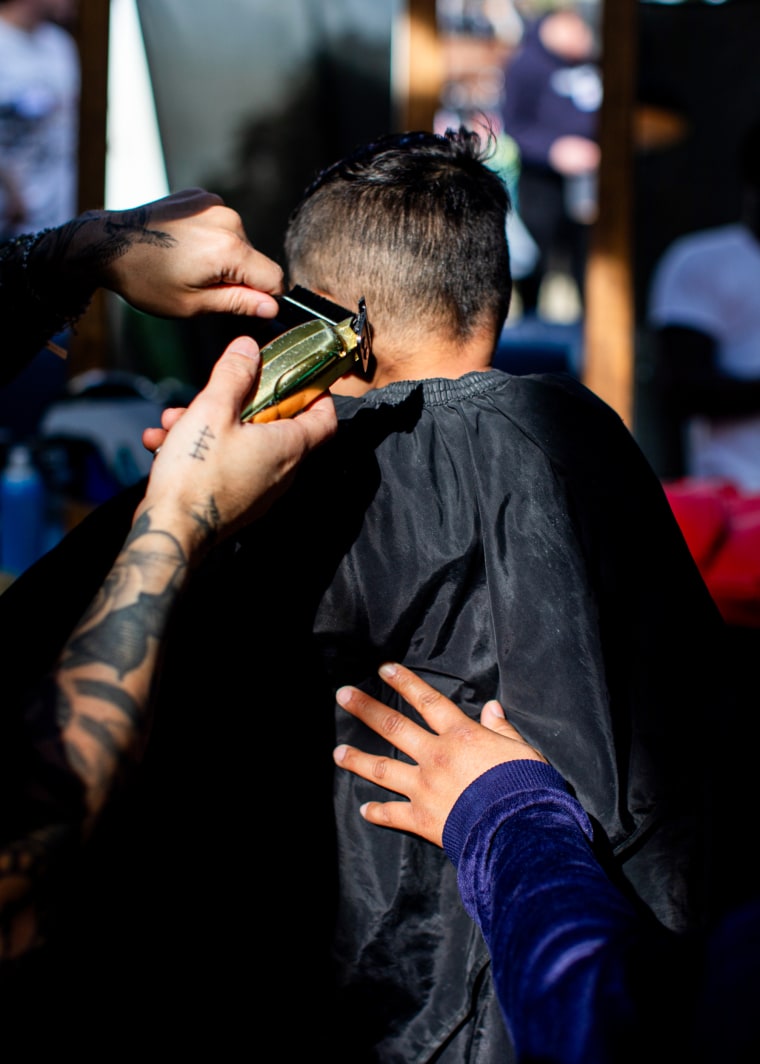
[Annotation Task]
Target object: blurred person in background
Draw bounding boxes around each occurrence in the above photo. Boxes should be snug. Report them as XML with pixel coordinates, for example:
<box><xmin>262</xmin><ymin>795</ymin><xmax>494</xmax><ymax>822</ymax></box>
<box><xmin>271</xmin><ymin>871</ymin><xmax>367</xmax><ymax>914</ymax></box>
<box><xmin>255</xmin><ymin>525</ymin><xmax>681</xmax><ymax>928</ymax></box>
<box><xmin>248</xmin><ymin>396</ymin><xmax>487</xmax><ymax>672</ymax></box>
<box><xmin>648</xmin><ymin>119</ymin><xmax>760</xmax><ymax>492</ymax></box>
<box><xmin>500</xmin><ymin>3</ymin><xmax>600</xmax><ymax>317</ymax></box>
<box><xmin>0</xmin><ymin>0</ymin><xmax>80</xmax><ymax>240</ymax></box>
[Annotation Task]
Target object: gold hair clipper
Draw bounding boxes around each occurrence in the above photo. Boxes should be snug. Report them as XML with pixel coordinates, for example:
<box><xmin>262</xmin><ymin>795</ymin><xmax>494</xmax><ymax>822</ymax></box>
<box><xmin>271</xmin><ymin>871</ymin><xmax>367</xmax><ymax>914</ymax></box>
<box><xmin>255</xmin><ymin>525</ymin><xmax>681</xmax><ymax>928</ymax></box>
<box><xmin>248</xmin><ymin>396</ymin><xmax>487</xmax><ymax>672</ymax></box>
<box><xmin>240</xmin><ymin>286</ymin><xmax>372</xmax><ymax>423</ymax></box>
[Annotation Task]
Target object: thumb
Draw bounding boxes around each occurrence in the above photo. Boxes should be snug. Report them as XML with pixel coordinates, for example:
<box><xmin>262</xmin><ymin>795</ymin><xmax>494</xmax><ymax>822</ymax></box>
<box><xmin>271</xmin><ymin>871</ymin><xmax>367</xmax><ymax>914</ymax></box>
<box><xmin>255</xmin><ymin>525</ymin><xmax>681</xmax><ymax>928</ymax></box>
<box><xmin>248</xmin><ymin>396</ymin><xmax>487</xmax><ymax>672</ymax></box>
<box><xmin>203</xmin><ymin>335</ymin><xmax>262</xmax><ymax>412</ymax></box>
<box><xmin>480</xmin><ymin>699</ymin><xmax>517</xmax><ymax>739</ymax></box>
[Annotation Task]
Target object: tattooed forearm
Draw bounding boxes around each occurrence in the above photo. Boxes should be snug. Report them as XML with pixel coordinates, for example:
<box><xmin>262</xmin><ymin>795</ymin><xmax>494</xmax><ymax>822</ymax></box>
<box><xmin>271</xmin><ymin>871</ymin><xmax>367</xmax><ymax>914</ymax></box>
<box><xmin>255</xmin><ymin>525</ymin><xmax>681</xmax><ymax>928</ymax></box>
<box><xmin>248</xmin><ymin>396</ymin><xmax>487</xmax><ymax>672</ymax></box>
<box><xmin>0</xmin><ymin>509</ymin><xmax>203</xmax><ymax>962</ymax></box>
<box><xmin>59</xmin><ymin>680</ymin><xmax>141</xmax><ymax>819</ymax></box>
<box><xmin>56</xmin><ymin>514</ymin><xmax>191</xmax><ymax>803</ymax></box>
<box><xmin>0</xmin><ymin>502</ymin><xmax>226</xmax><ymax>961</ymax></box>
<box><xmin>70</xmin><ymin>678</ymin><xmax>140</xmax><ymax>727</ymax></box>
<box><xmin>63</xmin><ymin>586</ymin><xmax>182</xmax><ymax>676</ymax></box>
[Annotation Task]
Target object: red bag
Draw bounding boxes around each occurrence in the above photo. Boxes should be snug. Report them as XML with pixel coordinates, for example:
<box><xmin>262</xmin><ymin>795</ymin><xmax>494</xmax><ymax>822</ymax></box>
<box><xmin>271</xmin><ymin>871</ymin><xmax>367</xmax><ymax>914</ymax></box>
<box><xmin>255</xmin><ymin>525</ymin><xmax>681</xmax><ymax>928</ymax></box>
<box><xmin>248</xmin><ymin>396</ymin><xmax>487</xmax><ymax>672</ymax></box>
<box><xmin>664</xmin><ymin>478</ymin><xmax>760</xmax><ymax>628</ymax></box>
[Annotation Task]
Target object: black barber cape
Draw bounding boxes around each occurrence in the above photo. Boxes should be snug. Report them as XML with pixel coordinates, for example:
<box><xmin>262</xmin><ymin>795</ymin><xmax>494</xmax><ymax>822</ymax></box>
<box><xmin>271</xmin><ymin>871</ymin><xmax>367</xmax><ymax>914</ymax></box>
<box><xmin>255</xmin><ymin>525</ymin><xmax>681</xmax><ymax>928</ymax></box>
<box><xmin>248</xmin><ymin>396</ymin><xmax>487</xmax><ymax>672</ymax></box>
<box><xmin>0</xmin><ymin>370</ymin><xmax>729</xmax><ymax>1061</ymax></box>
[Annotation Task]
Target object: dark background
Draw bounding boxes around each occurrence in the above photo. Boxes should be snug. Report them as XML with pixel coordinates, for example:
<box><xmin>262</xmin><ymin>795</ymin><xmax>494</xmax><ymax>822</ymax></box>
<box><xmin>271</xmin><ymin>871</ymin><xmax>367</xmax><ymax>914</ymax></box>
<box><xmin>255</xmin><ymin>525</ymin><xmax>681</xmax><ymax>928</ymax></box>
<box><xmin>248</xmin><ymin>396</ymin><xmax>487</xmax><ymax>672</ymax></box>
<box><xmin>120</xmin><ymin>0</ymin><xmax>760</xmax><ymax>420</ymax></box>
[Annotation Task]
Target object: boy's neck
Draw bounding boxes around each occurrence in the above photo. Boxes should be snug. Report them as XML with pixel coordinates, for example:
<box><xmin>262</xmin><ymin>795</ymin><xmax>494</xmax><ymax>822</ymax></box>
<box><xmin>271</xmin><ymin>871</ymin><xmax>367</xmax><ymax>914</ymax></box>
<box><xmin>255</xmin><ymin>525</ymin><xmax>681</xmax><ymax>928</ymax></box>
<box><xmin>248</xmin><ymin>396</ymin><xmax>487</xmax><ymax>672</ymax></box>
<box><xmin>331</xmin><ymin>331</ymin><xmax>495</xmax><ymax>395</ymax></box>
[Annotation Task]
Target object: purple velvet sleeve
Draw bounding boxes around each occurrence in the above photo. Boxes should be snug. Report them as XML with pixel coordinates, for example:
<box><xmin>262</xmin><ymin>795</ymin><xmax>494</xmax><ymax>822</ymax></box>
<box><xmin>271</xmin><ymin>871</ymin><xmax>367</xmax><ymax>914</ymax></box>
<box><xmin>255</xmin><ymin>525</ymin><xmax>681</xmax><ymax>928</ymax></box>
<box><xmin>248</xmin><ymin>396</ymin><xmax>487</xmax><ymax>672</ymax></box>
<box><xmin>442</xmin><ymin>760</ymin><xmax>671</xmax><ymax>1063</ymax></box>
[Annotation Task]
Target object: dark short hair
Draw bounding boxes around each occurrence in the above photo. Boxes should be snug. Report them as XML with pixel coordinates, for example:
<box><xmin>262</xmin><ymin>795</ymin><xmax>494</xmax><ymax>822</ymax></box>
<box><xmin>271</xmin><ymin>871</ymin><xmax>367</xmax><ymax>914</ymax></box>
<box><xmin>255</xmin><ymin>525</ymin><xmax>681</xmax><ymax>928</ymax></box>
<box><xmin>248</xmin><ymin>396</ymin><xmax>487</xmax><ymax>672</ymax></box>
<box><xmin>284</xmin><ymin>127</ymin><xmax>512</xmax><ymax>343</ymax></box>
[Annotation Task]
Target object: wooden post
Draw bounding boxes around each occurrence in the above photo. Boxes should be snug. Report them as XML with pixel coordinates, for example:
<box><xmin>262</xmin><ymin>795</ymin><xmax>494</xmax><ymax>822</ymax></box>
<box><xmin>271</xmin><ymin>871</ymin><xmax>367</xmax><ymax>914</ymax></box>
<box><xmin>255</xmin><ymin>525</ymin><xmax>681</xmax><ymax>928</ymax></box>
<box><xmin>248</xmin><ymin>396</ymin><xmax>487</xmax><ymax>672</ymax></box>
<box><xmin>582</xmin><ymin>0</ymin><xmax>637</xmax><ymax>428</ymax></box>
<box><xmin>69</xmin><ymin>0</ymin><xmax>111</xmax><ymax>375</ymax></box>
<box><xmin>396</xmin><ymin>0</ymin><xmax>443</xmax><ymax>131</ymax></box>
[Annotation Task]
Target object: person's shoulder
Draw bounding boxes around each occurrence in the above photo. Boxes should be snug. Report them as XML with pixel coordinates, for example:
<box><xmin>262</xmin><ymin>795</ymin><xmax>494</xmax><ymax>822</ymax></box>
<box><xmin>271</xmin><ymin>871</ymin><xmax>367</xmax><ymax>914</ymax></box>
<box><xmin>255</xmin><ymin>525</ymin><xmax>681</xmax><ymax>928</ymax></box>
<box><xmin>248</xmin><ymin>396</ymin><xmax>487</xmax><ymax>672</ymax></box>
<box><xmin>649</xmin><ymin>223</ymin><xmax>753</xmax><ymax>318</ymax></box>
<box><xmin>658</xmin><ymin>223</ymin><xmax>749</xmax><ymax>271</ymax></box>
<box><xmin>501</xmin><ymin>368</ymin><xmax>615</xmax><ymax>416</ymax></box>
<box><xmin>37</xmin><ymin>19</ymin><xmax>78</xmax><ymax>57</ymax></box>
<box><xmin>486</xmin><ymin>370</ymin><xmax>634</xmax><ymax>469</ymax></box>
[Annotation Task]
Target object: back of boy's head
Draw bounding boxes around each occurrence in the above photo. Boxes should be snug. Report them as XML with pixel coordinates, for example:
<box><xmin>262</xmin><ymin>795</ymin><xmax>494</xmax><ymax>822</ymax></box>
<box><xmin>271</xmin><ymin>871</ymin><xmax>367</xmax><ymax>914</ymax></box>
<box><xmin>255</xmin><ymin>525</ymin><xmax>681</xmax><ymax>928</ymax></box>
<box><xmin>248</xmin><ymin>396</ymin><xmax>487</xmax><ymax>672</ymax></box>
<box><xmin>284</xmin><ymin>127</ymin><xmax>513</xmax><ymax>346</ymax></box>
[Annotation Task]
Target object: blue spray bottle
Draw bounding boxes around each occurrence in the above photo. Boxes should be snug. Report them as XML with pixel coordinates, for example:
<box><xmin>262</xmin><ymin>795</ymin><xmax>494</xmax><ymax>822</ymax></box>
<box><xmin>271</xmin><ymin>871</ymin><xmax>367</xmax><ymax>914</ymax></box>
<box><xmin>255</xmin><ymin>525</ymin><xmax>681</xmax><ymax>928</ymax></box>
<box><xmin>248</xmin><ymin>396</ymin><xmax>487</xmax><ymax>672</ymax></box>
<box><xmin>0</xmin><ymin>443</ymin><xmax>46</xmax><ymax>578</ymax></box>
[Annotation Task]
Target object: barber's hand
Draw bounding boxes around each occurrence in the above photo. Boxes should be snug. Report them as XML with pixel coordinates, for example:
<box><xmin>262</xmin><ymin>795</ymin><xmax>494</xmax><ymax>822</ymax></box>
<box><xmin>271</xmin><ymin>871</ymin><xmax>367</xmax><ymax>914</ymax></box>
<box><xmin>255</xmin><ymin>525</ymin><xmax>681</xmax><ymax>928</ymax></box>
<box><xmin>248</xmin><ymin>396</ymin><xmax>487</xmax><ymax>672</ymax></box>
<box><xmin>92</xmin><ymin>188</ymin><xmax>284</xmax><ymax>318</ymax></box>
<box><xmin>134</xmin><ymin>335</ymin><xmax>336</xmax><ymax>557</ymax></box>
<box><xmin>334</xmin><ymin>663</ymin><xmax>547</xmax><ymax>847</ymax></box>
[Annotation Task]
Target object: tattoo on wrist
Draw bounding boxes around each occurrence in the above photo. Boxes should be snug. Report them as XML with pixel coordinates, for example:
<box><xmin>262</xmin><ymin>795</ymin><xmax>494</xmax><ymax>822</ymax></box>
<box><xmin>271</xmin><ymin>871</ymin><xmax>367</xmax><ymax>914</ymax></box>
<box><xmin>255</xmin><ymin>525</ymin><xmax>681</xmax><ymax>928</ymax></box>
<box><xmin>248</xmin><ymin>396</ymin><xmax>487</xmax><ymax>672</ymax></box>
<box><xmin>99</xmin><ymin>204</ymin><xmax>176</xmax><ymax>261</ymax></box>
<box><xmin>31</xmin><ymin>206</ymin><xmax>176</xmax><ymax>301</ymax></box>
<box><xmin>136</xmin><ymin>502</ymin><xmax>221</xmax><ymax>553</ymax></box>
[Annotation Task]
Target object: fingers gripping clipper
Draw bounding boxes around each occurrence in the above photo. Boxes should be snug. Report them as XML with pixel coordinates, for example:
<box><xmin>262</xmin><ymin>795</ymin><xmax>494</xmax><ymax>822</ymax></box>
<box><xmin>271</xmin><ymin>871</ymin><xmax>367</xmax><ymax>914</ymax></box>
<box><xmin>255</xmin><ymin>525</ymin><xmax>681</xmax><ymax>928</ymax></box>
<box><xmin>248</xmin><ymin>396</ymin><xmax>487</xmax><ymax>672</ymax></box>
<box><xmin>240</xmin><ymin>286</ymin><xmax>372</xmax><ymax>423</ymax></box>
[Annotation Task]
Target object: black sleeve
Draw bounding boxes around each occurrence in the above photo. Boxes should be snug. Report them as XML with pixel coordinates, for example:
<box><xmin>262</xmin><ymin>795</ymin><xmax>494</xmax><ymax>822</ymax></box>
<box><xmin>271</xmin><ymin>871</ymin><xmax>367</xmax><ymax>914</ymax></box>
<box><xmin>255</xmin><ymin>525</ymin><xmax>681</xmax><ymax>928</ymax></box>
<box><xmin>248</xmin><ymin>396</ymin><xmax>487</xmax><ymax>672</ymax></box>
<box><xmin>0</xmin><ymin>228</ymin><xmax>96</xmax><ymax>386</ymax></box>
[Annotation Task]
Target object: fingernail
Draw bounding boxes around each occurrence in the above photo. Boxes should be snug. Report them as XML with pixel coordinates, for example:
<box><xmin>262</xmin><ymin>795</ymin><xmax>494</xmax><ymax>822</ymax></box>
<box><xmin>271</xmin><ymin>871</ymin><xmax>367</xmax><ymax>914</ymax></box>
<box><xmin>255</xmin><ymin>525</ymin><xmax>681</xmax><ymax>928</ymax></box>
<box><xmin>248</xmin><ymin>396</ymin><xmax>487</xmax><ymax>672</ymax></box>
<box><xmin>232</xmin><ymin>336</ymin><xmax>257</xmax><ymax>357</ymax></box>
<box><xmin>378</xmin><ymin>662</ymin><xmax>398</xmax><ymax>679</ymax></box>
<box><xmin>255</xmin><ymin>298</ymin><xmax>278</xmax><ymax>317</ymax></box>
<box><xmin>334</xmin><ymin>744</ymin><xmax>348</xmax><ymax>763</ymax></box>
<box><xmin>335</xmin><ymin>686</ymin><xmax>352</xmax><ymax>707</ymax></box>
